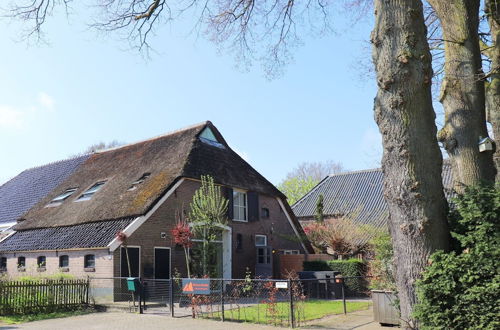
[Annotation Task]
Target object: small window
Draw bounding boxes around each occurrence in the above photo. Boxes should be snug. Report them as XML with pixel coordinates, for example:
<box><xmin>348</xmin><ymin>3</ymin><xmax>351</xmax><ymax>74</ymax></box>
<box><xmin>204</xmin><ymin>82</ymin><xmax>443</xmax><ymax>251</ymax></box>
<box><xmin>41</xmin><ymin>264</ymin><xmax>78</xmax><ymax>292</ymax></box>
<box><xmin>47</xmin><ymin>188</ymin><xmax>78</xmax><ymax>206</ymax></box>
<box><xmin>199</xmin><ymin>127</ymin><xmax>225</xmax><ymax>148</ymax></box>
<box><xmin>59</xmin><ymin>255</ymin><xmax>69</xmax><ymax>268</ymax></box>
<box><xmin>76</xmin><ymin>181</ymin><xmax>106</xmax><ymax>201</ymax></box>
<box><xmin>0</xmin><ymin>257</ymin><xmax>6</xmax><ymax>271</ymax></box>
<box><xmin>261</xmin><ymin>208</ymin><xmax>270</xmax><ymax>219</ymax></box>
<box><xmin>200</xmin><ymin>127</ymin><xmax>218</xmax><ymax>142</ymax></box>
<box><xmin>283</xmin><ymin>250</ymin><xmax>300</xmax><ymax>255</ymax></box>
<box><xmin>128</xmin><ymin>173</ymin><xmax>151</xmax><ymax>191</ymax></box>
<box><xmin>17</xmin><ymin>256</ymin><xmax>26</xmax><ymax>268</ymax></box>
<box><xmin>37</xmin><ymin>256</ymin><xmax>46</xmax><ymax>268</ymax></box>
<box><xmin>233</xmin><ymin>190</ymin><xmax>248</xmax><ymax>222</ymax></box>
<box><xmin>236</xmin><ymin>233</ymin><xmax>243</xmax><ymax>250</ymax></box>
<box><xmin>84</xmin><ymin>254</ymin><xmax>95</xmax><ymax>268</ymax></box>
<box><xmin>255</xmin><ymin>235</ymin><xmax>267</xmax><ymax>247</ymax></box>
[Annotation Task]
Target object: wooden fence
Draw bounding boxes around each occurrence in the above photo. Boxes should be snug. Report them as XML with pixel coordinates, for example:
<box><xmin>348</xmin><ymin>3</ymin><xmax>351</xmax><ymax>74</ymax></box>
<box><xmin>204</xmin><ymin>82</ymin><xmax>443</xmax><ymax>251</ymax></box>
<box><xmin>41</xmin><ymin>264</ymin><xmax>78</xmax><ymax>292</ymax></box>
<box><xmin>0</xmin><ymin>279</ymin><xmax>89</xmax><ymax>315</ymax></box>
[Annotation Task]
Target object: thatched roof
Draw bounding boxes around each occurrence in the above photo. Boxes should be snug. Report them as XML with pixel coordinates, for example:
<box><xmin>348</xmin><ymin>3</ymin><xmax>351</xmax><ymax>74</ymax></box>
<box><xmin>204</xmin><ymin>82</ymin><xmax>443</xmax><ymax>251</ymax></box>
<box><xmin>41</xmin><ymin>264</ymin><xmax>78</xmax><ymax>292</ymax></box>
<box><xmin>15</xmin><ymin>121</ymin><xmax>285</xmax><ymax>230</ymax></box>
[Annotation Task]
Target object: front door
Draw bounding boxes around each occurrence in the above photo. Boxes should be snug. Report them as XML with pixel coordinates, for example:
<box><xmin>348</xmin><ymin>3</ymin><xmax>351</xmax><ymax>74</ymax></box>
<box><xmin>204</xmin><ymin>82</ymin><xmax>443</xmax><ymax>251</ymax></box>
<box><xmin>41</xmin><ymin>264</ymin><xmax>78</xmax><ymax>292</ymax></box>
<box><xmin>154</xmin><ymin>248</ymin><xmax>171</xmax><ymax>279</ymax></box>
<box><xmin>255</xmin><ymin>246</ymin><xmax>273</xmax><ymax>278</ymax></box>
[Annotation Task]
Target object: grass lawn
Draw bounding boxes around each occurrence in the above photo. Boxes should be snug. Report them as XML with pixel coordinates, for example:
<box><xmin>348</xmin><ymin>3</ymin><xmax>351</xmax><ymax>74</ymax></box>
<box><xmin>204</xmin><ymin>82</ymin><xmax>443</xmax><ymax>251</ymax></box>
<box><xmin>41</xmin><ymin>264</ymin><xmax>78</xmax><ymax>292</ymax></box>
<box><xmin>208</xmin><ymin>300</ymin><xmax>371</xmax><ymax>325</ymax></box>
<box><xmin>0</xmin><ymin>309</ymin><xmax>95</xmax><ymax>324</ymax></box>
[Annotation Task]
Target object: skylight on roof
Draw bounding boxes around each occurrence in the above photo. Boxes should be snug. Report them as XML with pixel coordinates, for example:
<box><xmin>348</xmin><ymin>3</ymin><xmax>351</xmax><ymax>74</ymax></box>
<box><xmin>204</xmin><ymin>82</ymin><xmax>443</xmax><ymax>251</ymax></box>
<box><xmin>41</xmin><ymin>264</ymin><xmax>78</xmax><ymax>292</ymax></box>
<box><xmin>128</xmin><ymin>173</ymin><xmax>151</xmax><ymax>191</ymax></box>
<box><xmin>76</xmin><ymin>181</ymin><xmax>106</xmax><ymax>202</ymax></box>
<box><xmin>46</xmin><ymin>188</ymin><xmax>78</xmax><ymax>207</ymax></box>
<box><xmin>199</xmin><ymin>127</ymin><xmax>225</xmax><ymax>149</ymax></box>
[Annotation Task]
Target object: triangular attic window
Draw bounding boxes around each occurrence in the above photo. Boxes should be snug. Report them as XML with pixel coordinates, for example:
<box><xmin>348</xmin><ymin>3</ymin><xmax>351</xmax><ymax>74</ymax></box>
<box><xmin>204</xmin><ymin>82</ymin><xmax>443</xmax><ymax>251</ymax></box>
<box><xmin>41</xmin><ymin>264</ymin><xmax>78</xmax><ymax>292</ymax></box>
<box><xmin>200</xmin><ymin>127</ymin><xmax>219</xmax><ymax>142</ymax></box>
<box><xmin>199</xmin><ymin>127</ymin><xmax>225</xmax><ymax>149</ymax></box>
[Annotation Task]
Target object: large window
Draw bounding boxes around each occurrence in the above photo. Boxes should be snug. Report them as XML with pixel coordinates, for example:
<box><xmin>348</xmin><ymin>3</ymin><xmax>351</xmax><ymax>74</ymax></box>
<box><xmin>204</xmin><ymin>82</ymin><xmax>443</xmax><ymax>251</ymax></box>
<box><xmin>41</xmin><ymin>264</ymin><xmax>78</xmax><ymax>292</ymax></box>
<box><xmin>84</xmin><ymin>254</ymin><xmax>95</xmax><ymax>269</ymax></box>
<box><xmin>76</xmin><ymin>181</ymin><xmax>106</xmax><ymax>201</ymax></box>
<box><xmin>0</xmin><ymin>257</ymin><xmax>6</xmax><ymax>271</ymax></box>
<box><xmin>59</xmin><ymin>255</ymin><xmax>69</xmax><ymax>268</ymax></box>
<box><xmin>233</xmin><ymin>190</ymin><xmax>247</xmax><ymax>221</ymax></box>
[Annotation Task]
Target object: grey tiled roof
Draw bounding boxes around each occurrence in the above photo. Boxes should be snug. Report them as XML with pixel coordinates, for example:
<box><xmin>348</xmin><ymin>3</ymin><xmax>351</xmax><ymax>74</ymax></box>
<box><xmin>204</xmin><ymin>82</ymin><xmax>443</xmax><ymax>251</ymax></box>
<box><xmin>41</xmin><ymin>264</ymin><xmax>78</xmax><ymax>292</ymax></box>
<box><xmin>292</xmin><ymin>164</ymin><xmax>453</xmax><ymax>231</ymax></box>
<box><xmin>0</xmin><ymin>155</ymin><xmax>90</xmax><ymax>225</ymax></box>
<box><xmin>0</xmin><ymin>218</ymin><xmax>134</xmax><ymax>251</ymax></box>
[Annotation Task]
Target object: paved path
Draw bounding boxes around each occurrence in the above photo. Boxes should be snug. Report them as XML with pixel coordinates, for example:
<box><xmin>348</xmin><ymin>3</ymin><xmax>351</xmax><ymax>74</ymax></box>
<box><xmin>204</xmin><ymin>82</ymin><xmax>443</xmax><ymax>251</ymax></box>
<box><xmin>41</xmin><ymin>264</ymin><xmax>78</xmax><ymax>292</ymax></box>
<box><xmin>302</xmin><ymin>307</ymin><xmax>388</xmax><ymax>329</ymax></box>
<box><xmin>0</xmin><ymin>308</ymin><xmax>390</xmax><ymax>330</ymax></box>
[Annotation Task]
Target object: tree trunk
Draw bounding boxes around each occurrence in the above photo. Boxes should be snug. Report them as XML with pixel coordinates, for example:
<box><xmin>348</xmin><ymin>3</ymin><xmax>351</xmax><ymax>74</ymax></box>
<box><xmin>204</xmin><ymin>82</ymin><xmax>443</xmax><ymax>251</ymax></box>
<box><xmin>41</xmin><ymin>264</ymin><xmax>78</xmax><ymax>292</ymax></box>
<box><xmin>428</xmin><ymin>0</ymin><xmax>496</xmax><ymax>188</ymax></box>
<box><xmin>371</xmin><ymin>0</ymin><xmax>450</xmax><ymax>328</ymax></box>
<box><xmin>485</xmin><ymin>0</ymin><xmax>500</xmax><ymax>183</ymax></box>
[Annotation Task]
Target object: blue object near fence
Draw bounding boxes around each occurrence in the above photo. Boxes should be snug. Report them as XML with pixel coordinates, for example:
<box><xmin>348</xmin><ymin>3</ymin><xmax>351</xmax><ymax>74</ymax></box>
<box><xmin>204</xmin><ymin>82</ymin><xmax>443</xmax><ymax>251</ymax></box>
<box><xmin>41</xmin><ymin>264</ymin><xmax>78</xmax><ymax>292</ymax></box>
<box><xmin>182</xmin><ymin>279</ymin><xmax>211</xmax><ymax>295</ymax></box>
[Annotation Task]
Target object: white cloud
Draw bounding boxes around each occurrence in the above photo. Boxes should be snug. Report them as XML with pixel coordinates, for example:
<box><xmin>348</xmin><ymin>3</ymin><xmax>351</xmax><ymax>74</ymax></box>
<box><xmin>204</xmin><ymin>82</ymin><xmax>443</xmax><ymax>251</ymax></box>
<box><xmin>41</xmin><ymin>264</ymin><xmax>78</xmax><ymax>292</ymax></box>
<box><xmin>37</xmin><ymin>92</ymin><xmax>55</xmax><ymax>111</ymax></box>
<box><xmin>0</xmin><ymin>92</ymin><xmax>55</xmax><ymax>131</ymax></box>
<box><xmin>0</xmin><ymin>105</ymin><xmax>24</xmax><ymax>129</ymax></box>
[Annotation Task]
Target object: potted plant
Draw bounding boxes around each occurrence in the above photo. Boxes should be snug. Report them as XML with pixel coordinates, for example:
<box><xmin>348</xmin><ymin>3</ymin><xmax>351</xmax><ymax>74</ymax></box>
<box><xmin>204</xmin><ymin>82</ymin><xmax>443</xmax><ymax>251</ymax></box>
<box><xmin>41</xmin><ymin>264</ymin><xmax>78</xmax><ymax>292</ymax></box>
<box><xmin>368</xmin><ymin>231</ymin><xmax>400</xmax><ymax>326</ymax></box>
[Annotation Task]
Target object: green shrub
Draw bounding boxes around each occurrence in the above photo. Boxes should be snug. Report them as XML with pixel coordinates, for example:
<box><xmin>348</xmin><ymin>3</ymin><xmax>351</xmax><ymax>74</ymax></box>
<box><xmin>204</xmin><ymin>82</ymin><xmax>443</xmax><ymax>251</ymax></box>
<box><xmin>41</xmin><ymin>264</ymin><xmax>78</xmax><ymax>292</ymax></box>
<box><xmin>414</xmin><ymin>185</ymin><xmax>500</xmax><ymax>329</ymax></box>
<box><xmin>368</xmin><ymin>231</ymin><xmax>396</xmax><ymax>291</ymax></box>
<box><xmin>303</xmin><ymin>261</ymin><xmax>331</xmax><ymax>271</ymax></box>
<box><xmin>327</xmin><ymin>259</ymin><xmax>367</xmax><ymax>294</ymax></box>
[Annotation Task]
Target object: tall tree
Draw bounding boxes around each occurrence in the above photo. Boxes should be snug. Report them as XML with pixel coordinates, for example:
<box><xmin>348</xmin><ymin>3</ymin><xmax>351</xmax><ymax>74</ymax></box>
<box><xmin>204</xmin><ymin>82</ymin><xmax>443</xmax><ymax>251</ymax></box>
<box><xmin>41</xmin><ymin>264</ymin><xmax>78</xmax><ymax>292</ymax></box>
<box><xmin>371</xmin><ymin>0</ymin><xmax>450</xmax><ymax>327</ymax></box>
<box><xmin>427</xmin><ymin>0</ymin><xmax>496</xmax><ymax>188</ymax></box>
<box><xmin>278</xmin><ymin>160</ymin><xmax>344</xmax><ymax>205</ymax></box>
<box><xmin>485</xmin><ymin>0</ymin><xmax>500</xmax><ymax>183</ymax></box>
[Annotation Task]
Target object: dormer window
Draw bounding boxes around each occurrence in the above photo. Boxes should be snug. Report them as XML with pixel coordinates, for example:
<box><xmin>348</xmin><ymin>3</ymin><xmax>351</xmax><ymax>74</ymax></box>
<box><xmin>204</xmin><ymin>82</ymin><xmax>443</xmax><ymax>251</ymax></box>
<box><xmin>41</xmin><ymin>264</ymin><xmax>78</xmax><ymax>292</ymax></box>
<box><xmin>128</xmin><ymin>173</ymin><xmax>151</xmax><ymax>191</ymax></box>
<box><xmin>199</xmin><ymin>127</ymin><xmax>225</xmax><ymax>149</ymax></box>
<box><xmin>76</xmin><ymin>181</ymin><xmax>106</xmax><ymax>201</ymax></box>
<box><xmin>47</xmin><ymin>188</ymin><xmax>78</xmax><ymax>207</ymax></box>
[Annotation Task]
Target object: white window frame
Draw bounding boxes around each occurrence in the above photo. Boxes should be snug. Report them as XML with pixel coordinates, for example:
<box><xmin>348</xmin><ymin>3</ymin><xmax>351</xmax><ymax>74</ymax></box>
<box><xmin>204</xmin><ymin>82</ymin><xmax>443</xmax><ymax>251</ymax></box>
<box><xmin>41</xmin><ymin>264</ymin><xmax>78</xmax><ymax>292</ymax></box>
<box><xmin>283</xmin><ymin>250</ymin><xmax>300</xmax><ymax>255</ymax></box>
<box><xmin>255</xmin><ymin>234</ymin><xmax>267</xmax><ymax>247</ymax></box>
<box><xmin>233</xmin><ymin>189</ymin><xmax>248</xmax><ymax>222</ymax></box>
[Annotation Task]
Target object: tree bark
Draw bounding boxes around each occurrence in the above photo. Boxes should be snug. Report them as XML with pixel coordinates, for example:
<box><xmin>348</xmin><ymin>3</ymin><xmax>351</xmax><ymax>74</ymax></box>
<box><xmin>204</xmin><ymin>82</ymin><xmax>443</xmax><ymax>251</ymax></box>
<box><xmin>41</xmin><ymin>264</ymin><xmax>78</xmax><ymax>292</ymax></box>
<box><xmin>371</xmin><ymin>0</ymin><xmax>450</xmax><ymax>328</ymax></box>
<box><xmin>428</xmin><ymin>0</ymin><xmax>496</xmax><ymax>188</ymax></box>
<box><xmin>485</xmin><ymin>0</ymin><xmax>500</xmax><ymax>183</ymax></box>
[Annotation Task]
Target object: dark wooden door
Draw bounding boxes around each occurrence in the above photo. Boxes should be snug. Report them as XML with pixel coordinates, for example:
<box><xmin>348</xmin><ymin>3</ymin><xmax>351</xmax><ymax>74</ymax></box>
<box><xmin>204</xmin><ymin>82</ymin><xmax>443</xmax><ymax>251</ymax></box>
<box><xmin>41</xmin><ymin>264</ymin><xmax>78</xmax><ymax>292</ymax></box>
<box><xmin>255</xmin><ymin>246</ymin><xmax>273</xmax><ymax>278</ymax></box>
<box><xmin>154</xmin><ymin>248</ymin><xmax>171</xmax><ymax>279</ymax></box>
<box><xmin>120</xmin><ymin>247</ymin><xmax>140</xmax><ymax>277</ymax></box>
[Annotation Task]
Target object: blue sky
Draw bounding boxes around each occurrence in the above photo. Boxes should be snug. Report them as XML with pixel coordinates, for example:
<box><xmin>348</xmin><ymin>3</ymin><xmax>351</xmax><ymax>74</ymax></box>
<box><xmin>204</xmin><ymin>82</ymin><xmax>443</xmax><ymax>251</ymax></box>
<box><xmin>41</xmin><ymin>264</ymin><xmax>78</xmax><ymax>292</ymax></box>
<box><xmin>0</xmin><ymin>5</ymin><xmax>381</xmax><ymax>186</ymax></box>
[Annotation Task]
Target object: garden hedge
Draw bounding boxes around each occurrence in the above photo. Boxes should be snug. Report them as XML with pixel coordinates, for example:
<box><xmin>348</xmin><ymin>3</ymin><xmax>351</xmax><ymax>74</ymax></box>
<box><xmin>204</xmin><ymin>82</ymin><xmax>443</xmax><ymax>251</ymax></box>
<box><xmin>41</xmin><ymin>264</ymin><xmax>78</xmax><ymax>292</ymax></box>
<box><xmin>303</xmin><ymin>259</ymin><xmax>368</xmax><ymax>295</ymax></box>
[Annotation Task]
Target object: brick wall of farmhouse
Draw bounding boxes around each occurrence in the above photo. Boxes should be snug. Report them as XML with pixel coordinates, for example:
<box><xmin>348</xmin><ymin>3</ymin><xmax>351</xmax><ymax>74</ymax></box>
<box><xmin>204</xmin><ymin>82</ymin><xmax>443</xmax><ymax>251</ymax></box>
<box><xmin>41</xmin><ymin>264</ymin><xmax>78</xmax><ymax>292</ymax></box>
<box><xmin>1</xmin><ymin>249</ymin><xmax>112</xmax><ymax>279</ymax></box>
<box><xmin>121</xmin><ymin>179</ymin><xmax>305</xmax><ymax>279</ymax></box>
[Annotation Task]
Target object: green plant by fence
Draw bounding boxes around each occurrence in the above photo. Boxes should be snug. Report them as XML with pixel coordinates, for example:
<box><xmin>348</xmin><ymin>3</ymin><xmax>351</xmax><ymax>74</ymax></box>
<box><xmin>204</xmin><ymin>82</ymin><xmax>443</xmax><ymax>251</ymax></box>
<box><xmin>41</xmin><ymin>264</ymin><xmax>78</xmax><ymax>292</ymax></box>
<box><xmin>0</xmin><ymin>279</ymin><xmax>89</xmax><ymax>315</ymax></box>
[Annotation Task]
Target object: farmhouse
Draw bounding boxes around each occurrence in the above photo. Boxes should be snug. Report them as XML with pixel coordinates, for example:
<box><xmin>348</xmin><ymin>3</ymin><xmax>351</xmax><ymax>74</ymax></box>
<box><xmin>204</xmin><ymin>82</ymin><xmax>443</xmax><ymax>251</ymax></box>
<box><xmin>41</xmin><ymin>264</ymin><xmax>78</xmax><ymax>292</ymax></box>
<box><xmin>0</xmin><ymin>121</ymin><xmax>312</xmax><ymax>280</ymax></box>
